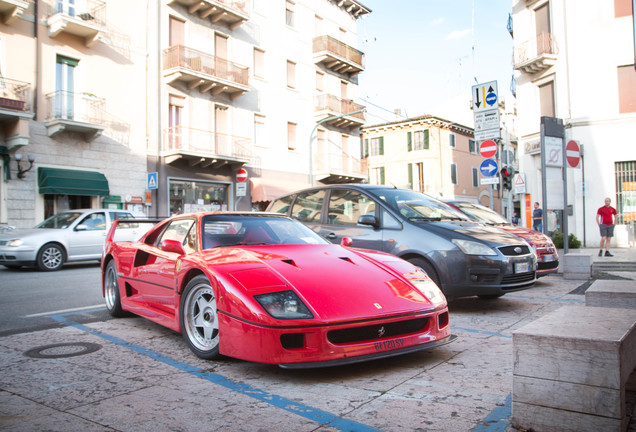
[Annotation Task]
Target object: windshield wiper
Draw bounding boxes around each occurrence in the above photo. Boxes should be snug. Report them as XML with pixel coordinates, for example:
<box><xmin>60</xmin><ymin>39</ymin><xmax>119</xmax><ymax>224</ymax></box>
<box><xmin>409</xmin><ymin>216</ymin><xmax>442</xmax><ymax>221</ymax></box>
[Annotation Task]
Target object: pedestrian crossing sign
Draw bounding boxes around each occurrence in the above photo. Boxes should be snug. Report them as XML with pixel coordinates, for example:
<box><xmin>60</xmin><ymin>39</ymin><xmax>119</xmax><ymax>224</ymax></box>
<box><xmin>147</xmin><ymin>172</ymin><xmax>158</xmax><ymax>190</ymax></box>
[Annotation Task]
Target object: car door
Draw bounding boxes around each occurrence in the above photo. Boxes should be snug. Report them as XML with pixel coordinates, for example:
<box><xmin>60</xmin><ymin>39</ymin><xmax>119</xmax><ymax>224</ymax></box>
<box><xmin>289</xmin><ymin>189</ymin><xmax>326</xmax><ymax>233</ymax></box>
<box><xmin>68</xmin><ymin>211</ymin><xmax>107</xmax><ymax>259</ymax></box>
<box><xmin>317</xmin><ymin>188</ymin><xmax>384</xmax><ymax>250</ymax></box>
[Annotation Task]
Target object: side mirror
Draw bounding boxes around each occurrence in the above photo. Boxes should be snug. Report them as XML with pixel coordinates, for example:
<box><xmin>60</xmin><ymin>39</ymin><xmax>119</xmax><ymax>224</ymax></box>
<box><xmin>340</xmin><ymin>237</ymin><xmax>353</xmax><ymax>247</ymax></box>
<box><xmin>161</xmin><ymin>239</ymin><xmax>186</xmax><ymax>255</ymax></box>
<box><xmin>75</xmin><ymin>224</ymin><xmax>87</xmax><ymax>231</ymax></box>
<box><xmin>358</xmin><ymin>214</ymin><xmax>378</xmax><ymax>227</ymax></box>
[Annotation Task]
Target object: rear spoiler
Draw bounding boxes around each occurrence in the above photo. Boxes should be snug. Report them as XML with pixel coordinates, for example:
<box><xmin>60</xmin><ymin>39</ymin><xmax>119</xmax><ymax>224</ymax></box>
<box><xmin>105</xmin><ymin>217</ymin><xmax>167</xmax><ymax>243</ymax></box>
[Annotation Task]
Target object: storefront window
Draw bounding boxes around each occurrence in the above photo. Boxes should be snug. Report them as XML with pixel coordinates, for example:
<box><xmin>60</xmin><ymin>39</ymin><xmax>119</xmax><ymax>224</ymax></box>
<box><xmin>169</xmin><ymin>180</ymin><xmax>229</xmax><ymax>215</ymax></box>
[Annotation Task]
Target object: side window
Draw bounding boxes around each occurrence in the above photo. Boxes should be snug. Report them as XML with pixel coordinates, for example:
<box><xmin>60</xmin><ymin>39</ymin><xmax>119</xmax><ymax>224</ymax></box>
<box><xmin>291</xmin><ymin>190</ymin><xmax>325</xmax><ymax>222</ymax></box>
<box><xmin>269</xmin><ymin>195</ymin><xmax>294</xmax><ymax>215</ymax></box>
<box><xmin>381</xmin><ymin>208</ymin><xmax>402</xmax><ymax>229</ymax></box>
<box><xmin>158</xmin><ymin>218</ymin><xmax>196</xmax><ymax>253</ymax></box>
<box><xmin>327</xmin><ymin>189</ymin><xmax>375</xmax><ymax>226</ymax></box>
<box><xmin>78</xmin><ymin>212</ymin><xmax>106</xmax><ymax>231</ymax></box>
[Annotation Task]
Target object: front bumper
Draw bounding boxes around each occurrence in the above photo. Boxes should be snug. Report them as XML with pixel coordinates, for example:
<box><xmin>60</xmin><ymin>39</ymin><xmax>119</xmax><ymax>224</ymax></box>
<box><xmin>0</xmin><ymin>246</ymin><xmax>37</xmax><ymax>267</ymax></box>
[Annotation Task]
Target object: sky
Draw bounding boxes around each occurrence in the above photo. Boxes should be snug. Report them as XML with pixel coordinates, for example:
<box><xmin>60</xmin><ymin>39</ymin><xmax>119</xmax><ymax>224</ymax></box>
<box><xmin>355</xmin><ymin>0</ymin><xmax>515</xmax><ymax>127</ymax></box>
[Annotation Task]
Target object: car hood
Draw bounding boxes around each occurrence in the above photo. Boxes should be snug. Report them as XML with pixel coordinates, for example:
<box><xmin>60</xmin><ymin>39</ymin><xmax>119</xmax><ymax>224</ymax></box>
<box><xmin>497</xmin><ymin>225</ymin><xmax>554</xmax><ymax>248</ymax></box>
<box><xmin>0</xmin><ymin>228</ymin><xmax>62</xmax><ymax>241</ymax></box>
<box><xmin>203</xmin><ymin>244</ymin><xmax>436</xmax><ymax>321</ymax></box>
<box><xmin>418</xmin><ymin>220</ymin><xmax>525</xmax><ymax>246</ymax></box>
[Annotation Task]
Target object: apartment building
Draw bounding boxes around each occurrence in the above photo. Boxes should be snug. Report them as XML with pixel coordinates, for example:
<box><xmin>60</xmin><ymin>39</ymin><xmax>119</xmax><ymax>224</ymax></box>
<box><xmin>361</xmin><ymin>115</ymin><xmax>503</xmax><ymax>211</ymax></box>
<box><xmin>512</xmin><ymin>0</ymin><xmax>636</xmax><ymax>246</ymax></box>
<box><xmin>0</xmin><ymin>0</ymin><xmax>370</xmax><ymax>226</ymax></box>
<box><xmin>0</xmin><ymin>0</ymin><xmax>150</xmax><ymax>227</ymax></box>
<box><xmin>154</xmin><ymin>0</ymin><xmax>369</xmax><ymax>215</ymax></box>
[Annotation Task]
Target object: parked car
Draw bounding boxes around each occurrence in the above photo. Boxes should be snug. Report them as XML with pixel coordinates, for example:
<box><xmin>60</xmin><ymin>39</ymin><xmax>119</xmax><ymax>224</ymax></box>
<box><xmin>101</xmin><ymin>212</ymin><xmax>455</xmax><ymax>368</ymax></box>
<box><xmin>267</xmin><ymin>184</ymin><xmax>537</xmax><ymax>300</ymax></box>
<box><xmin>0</xmin><ymin>209</ymin><xmax>143</xmax><ymax>271</ymax></box>
<box><xmin>444</xmin><ymin>201</ymin><xmax>559</xmax><ymax>277</ymax></box>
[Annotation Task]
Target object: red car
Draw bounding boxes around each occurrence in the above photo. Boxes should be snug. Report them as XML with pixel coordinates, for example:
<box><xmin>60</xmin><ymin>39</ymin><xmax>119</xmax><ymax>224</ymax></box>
<box><xmin>101</xmin><ymin>212</ymin><xmax>455</xmax><ymax>368</ymax></box>
<box><xmin>444</xmin><ymin>202</ymin><xmax>559</xmax><ymax>277</ymax></box>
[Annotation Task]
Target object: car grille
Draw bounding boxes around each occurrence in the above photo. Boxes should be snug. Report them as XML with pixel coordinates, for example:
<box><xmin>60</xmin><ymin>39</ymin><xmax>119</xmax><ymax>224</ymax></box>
<box><xmin>327</xmin><ymin>317</ymin><xmax>429</xmax><ymax>345</ymax></box>
<box><xmin>498</xmin><ymin>245</ymin><xmax>531</xmax><ymax>256</ymax></box>
<box><xmin>502</xmin><ymin>271</ymin><xmax>536</xmax><ymax>285</ymax></box>
<box><xmin>538</xmin><ymin>261</ymin><xmax>559</xmax><ymax>270</ymax></box>
<box><xmin>0</xmin><ymin>241</ymin><xmax>7</xmax><ymax>246</ymax></box>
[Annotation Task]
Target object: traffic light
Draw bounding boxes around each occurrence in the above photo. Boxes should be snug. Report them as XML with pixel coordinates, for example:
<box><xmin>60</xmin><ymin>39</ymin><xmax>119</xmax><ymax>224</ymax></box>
<box><xmin>500</xmin><ymin>166</ymin><xmax>515</xmax><ymax>191</ymax></box>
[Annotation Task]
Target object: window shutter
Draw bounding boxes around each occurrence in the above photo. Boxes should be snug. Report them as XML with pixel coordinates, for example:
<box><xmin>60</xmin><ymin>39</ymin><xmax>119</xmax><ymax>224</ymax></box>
<box><xmin>379</xmin><ymin>136</ymin><xmax>384</xmax><ymax>155</ymax></box>
<box><xmin>380</xmin><ymin>167</ymin><xmax>385</xmax><ymax>185</ymax></box>
<box><xmin>407</xmin><ymin>132</ymin><xmax>412</xmax><ymax>152</ymax></box>
<box><xmin>451</xmin><ymin>164</ymin><xmax>457</xmax><ymax>184</ymax></box>
<box><xmin>364</xmin><ymin>139</ymin><xmax>369</xmax><ymax>158</ymax></box>
<box><xmin>424</xmin><ymin>130</ymin><xmax>429</xmax><ymax>149</ymax></box>
<box><xmin>408</xmin><ymin>163</ymin><xmax>413</xmax><ymax>189</ymax></box>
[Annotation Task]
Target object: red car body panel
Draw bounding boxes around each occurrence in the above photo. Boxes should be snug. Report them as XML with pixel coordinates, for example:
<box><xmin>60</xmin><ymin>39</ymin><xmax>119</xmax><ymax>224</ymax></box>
<box><xmin>101</xmin><ymin>212</ymin><xmax>454</xmax><ymax>367</ymax></box>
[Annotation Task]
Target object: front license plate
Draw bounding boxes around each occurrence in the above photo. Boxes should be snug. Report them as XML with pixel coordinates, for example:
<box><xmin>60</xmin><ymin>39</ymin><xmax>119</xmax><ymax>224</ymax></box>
<box><xmin>543</xmin><ymin>254</ymin><xmax>554</xmax><ymax>262</ymax></box>
<box><xmin>374</xmin><ymin>338</ymin><xmax>405</xmax><ymax>351</ymax></box>
<box><xmin>514</xmin><ymin>262</ymin><xmax>530</xmax><ymax>273</ymax></box>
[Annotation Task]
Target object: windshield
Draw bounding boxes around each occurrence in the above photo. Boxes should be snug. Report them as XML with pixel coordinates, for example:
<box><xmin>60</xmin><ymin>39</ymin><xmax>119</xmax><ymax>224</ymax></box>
<box><xmin>36</xmin><ymin>212</ymin><xmax>84</xmax><ymax>229</ymax></box>
<box><xmin>369</xmin><ymin>189</ymin><xmax>469</xmax><ymax>221</ymax></box>
<box><xmin>201</xmin><ymin>214</ymin><xmax>329</xmax><ymax>249</ymax></box>
<box><xmin>455</xmin><ymin>203</ymin><xmax>509</xmax><ymax>224</ymax></box>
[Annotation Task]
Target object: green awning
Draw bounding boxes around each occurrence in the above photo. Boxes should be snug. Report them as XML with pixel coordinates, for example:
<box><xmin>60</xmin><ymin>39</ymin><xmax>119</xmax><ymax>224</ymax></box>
<box><xmin>38</xmin><ymin>167</ymin><xmax>109</xmax><ymax>196</ymax></box>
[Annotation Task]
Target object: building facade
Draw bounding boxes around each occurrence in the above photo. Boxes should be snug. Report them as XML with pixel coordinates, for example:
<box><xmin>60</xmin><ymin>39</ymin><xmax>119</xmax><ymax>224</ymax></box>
<box><xmin>512</xmin><ymin>0</ymin><xmax>636</xmax><ymax>246</ymax></box>
<box><xmin>0</xmin><ymin>0</ymin><xmax>370</xmax><ymax>227</ymax></box>
<box><xmin>361</xmin><ymin>115</ymin><xmax>503</xmax><ymax>211</ymax></box>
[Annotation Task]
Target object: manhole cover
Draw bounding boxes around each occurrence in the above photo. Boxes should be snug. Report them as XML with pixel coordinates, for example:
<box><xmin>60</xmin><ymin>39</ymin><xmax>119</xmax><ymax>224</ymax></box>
<box><xmin>24</xmin><ymin>342</ymin><xmax>102</xmax><ymax>359</ymax></box>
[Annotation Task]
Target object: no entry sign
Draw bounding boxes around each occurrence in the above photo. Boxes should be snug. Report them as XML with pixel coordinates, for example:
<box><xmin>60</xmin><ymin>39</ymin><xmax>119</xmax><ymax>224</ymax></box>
<box><xmin>479</xmin><ymin>140</ymin><xmax>497</xmax><ymax>159</ymax></box>
<box><xmin>236</xmin><ymin>168</ymin><xmax>248</xmax><ymax>182</ymax></box>
<box><xmin>566</xmin><ymin>140</ymin><xmax>580</xmax><ymax>168</ymax></box>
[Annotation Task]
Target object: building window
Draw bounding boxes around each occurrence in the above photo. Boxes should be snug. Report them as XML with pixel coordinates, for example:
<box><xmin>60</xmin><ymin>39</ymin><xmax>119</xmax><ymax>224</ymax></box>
<box><xmin>408</xmin><ymin>162</ymin><xmax>424</xmax><ymax>192</ymax></box>
<box><xmin>286</xmin><ymin>0</ymin><xmax>295</xmax><ymax>27</ymax></box>
<box><xmin>371</xmin><ymin>167</ymin><xmax>385</xmax><ymax>185</ymax></box>
<box><xmin>615</xmin><ymin>160</ymin><xmax>636</xmax><ymax>223</ymax></box>
<box><xmin>449</xmin><ymin>133</ymin><xmax>456</xmax><ymax>148</ymax></box>
<box><xmin>469</xmin><ymin>139</ymin><xmax>477</xmax><ymax>154</ymax></box>
<box><xmin>254</xmin><ymin>48</ymin><xmax>265</xmax><ymax>79</ymax></box>
<box><xmin>539</xmin><ymin>81</ymin><xmax>555</xmax><ymax>117</ymax></box>
<box><xmin>314</xmin><ymin>15</ymin><xmax>323</xmax><ymax>36</ymax></box>
<box><xmin>472</xmin><ymin>167</ymin><xmax>479</xmax><ymax>188</ymax></box>
<box><xmin>614</xmin><ymin>0</ymin><xmax>632</xmax><ymax>17</ymax></box>
<box><xmin>169</xmin><ymin>16</ymin><xmax>185</xmax><ymax>46</ymax></box>
<box><xmin>315</xmin><ymin>71</ymin><xmax>324</xmax><ymax>92</ymax></box>
<box><xmin>370</xmin><ymin>136</ymin><xmax>384</xmax><ymax>156</ymax></box>
<box><xmin>618</xmin><ymin>65</ymin><xmax>636</xmax><ymax>113</ymax></box>
<box><xmin>450</xmin><ymin>163</ymin><xmax>457</xmax><ymax>185</ymax></box>
<box><xmin>168</xmin><ymin>95</ymin><xmax>184</xmax><ymax>149</ymax></box>
<box><xmin>413</xmin><ymin>130</ymin><xmax>429</xmax><ymax>150</ymax></box>
<box><xmin>254</xmin><ymin>114</ymin><xmax>265</xmax><ymax>148</ymax></box>
<box><xmin>286</xmin><ymin>60</ymin><xmax>296</xmax><ymax>88</ymax></box>
<box><xmin>287</xmin><ymin>122</ymin><xmax>297</xmax><ymax>150</ymax></box>
<box><xmin>55</xmin><ymin>55</ymin><xmax>78</xmax><ymax>119</ymax></box>
<box><xmin>169</xmin><ymin>180</ymin><xmax>229</xmax><ymax>214</ymax></box>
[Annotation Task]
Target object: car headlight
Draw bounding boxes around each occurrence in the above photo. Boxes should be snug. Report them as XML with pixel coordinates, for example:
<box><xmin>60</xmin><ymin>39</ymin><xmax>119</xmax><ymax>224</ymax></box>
<box><xmin>409</xmin><ymin>278</ymin><xmax>447</xmax><ymax>307</ymax></box>
<box><xmin>451</xmin><ymin>239</ymin><xmax>497</xmax><ymax>256</ymax></box>
<box><xmin>254</xmin><ymin>290</ymin><xmax>314</xmax><ymax>319</ymax></box>
<box><xmin>7</xmin><ymin>239</ymin><xmax>23</xmax><ymax>247</ymax></box>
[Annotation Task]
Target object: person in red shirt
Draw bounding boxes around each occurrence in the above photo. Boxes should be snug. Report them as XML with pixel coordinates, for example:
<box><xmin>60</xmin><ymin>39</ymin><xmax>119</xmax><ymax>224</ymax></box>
<box><xmin>596</xmin><ymin>197</ymin><xmax>617</xmax><ymax>257</ymax></box>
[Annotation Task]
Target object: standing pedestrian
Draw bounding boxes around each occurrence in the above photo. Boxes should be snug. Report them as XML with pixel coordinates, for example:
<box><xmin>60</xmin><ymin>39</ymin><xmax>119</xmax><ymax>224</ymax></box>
<box><xmin>547</xmin><ymin>209</ymin><xmax>557</xmax><ymax>237</ymax></box>
<box><xmin>596</xmin><ymin>197</ymin><xmax>617</xmax><ymax>257</ymax></box>
<box><xmin>511</xmin><ymin>211</ymin><xmax>520</xmax><ymax>226</ymax></box>
<box><xmin>532</xmin><ymin>202</ymin><xmax>543</xmax><ymax>232</ymax></box>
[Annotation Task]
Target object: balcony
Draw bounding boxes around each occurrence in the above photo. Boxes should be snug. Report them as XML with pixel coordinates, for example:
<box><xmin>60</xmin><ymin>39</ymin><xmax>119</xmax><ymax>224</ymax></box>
<box><xmin>314</xmin><ymin>152</ymin><xmax>365</xmax><ymax>184</ymax></box>
<box><xmin>163</xmin><ymin>45</ymin><xmax>249</xmax><ymax>99</ymax></box>
<box><xmin>313</xmin><ymin>35</ymin><xmax>365</xmax><ymax>77</ymax></box>
<box><xmin>47</xmin><ymin>0</ymin><xmax>106</xmax><ymax>47</ymax></box>
<box><xmin>162</xmin><ymin>126</ymin><xmax>251</xmax><ymax>169</ymax></box>
<box><xmin>0</xmin><ymin>0</ymin><xmax>29</xmax><ymax>24</ymax></box>
<box><xmin>0</xmin><ymin>78</ymin><xmax>32</xmax><ymax>149</ymax></box>
<box><xmin>513</xmin><ymin>32</ymin><xmax>558</xmax><ymax>74</ymax></box>
<box><xmin>45</xmin><ymin>91</ymin><xmax>106</xmax><ymax>141</ymax></box>
<box><xmin>314</xmin><ymin>94</ymin><xmax>365</xmax><ymax>129</ymax></box>
<box><xmin>170</xmin><ymin>0</ymin><xmax>249</xmax><ymax>30</ymax></box>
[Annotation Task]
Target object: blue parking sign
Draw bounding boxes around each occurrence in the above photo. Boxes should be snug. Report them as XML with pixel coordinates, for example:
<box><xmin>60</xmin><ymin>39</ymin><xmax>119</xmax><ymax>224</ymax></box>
<box><xmin>147</xmin><ymin>172</ymin><xmax>158</xmax><ymax>190</ymax></box>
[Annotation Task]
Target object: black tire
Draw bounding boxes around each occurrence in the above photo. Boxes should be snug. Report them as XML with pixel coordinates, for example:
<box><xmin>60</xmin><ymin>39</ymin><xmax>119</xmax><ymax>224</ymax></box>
<box><xmin>478</xmin><ymin>294</ymin><xmax>504</xmax><ymax>300</ymax></box>
<box><xmin>36</xmin><ymin>243</ymin><xmax>65</xmax><ymax>271</ymax></box>
<box><xmin>180</xmin><ymin>275</ymin><xmax>221</xmax><ymax>360</ymax></box>
<box><xmin>104</xmin><ymin>260</ymin><xmax>125</xmax><ymax>317</ymax></box>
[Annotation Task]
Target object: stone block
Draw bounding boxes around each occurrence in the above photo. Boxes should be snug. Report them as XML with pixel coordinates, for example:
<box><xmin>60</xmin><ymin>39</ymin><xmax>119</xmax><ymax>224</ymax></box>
<box><xmin>512</xmin><ymin>305</ymin><xmax>636</xmax><ymax>432</ymax></box>
<box><xmin>586</xmin><ymin>280</ymin><xmax>636</xmax><ymax>309</ymax></box>
<box><xmin>562</xmin><ymin>253</ymin><xmax>592</xmax><ymax>280</ymax></box>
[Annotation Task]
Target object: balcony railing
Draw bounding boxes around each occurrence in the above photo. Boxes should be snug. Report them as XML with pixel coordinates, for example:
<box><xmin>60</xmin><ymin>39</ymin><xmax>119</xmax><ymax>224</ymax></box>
<box><xmin>170</xmin><ymin>0</ymin><xmax>249</xmax><ymax>29</ymax></box>
<box><xmin>44</xmin><ymin>91</ymin><xmax>105</xmax><ymax>140</ymax></box>
<box><xmin>0</xmin><ymin>0</ymin><xmax>29</xmax><ymax>25</ymax></box>
<box><xmin>163</xmin><ymin>45</ymin><xmax>249</xmax><ymax>98</ymax></box>
<box><xmin>314</xmin><ymin>152</ymin><xmax>365</xmax><ymax>183</ymax></box>
<box><xmin>313</xmin><ymin>35</ymin><xmax>365</xmax><ymax>77</ymax></box>
<box><xmin>0</xmin><ymin>77</ymin><xmax>31</xmax><ymax>113</ymax></box>
<box><xmin>314</xmin><ymin>94</ymin><xmax>365</xmax><ymax>128</ymax></box>
<box><xmin>162</xmin><ymin>126</ymin><xmax>251</xmax><ymax>167</ymax></box>
<box><xmin>513</xmin><ymin>32</ymin><xmax>558</xmax><ymax>74</ymax></box>
<box><xmin>47</xmin><ymin>0</ymin><xmax>106</xmax><ymax>46</ymax></box>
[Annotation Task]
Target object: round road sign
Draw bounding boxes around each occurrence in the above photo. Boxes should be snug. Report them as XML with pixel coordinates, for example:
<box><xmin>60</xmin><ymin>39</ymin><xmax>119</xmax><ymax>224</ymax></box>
<box><xmin>479</xmin><ymin>140</ymin><xmax>498</xmax><ymax>158</ymax></box>
<box><xmin>566</xmin><ymin>140</ymin><xmax>580</xmax><ymax>168</ymax></box>
<box><xmin>236</xmin><ymin>168</ymin><xmax>248</xmax><ymax>182</ymax></box>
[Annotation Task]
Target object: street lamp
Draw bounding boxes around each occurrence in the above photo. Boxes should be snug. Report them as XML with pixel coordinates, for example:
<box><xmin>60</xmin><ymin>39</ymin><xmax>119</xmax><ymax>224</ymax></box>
<box><xmin>308</xmin><ymin>108</ymin><xmax>365</xmax><ymax>185</ymax></box>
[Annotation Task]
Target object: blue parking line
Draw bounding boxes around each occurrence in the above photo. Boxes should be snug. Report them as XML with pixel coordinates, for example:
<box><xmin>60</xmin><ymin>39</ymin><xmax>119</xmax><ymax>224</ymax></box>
<box><xmin>452</xmin><ymin>327</ymin><xmax>511</xmax><ymax>339</ymax></box>
<box><xmin>470</xmin><ymin>395</ymin><xmax>511</xmax><ymax>432</ymax></box>
<box><xmin>505</xmin><ymin>294</ymin><xmax>585</xmax><ymax>303</ymax></box>
<box><xmin>50</xmin><ymin>313</ymin><xmax>382</xmax><ymax>432</ymax></box>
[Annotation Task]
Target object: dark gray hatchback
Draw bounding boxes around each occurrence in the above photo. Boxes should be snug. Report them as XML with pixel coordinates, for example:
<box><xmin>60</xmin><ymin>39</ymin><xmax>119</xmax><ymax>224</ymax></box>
<box><xmin>267</xmin><ymin>184</ymin><xmax>537</xmax><ymax>300</ymax></box>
